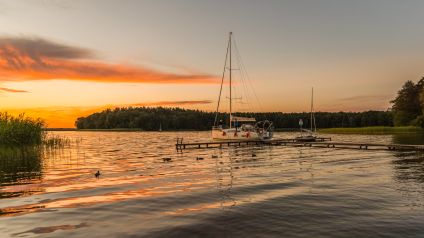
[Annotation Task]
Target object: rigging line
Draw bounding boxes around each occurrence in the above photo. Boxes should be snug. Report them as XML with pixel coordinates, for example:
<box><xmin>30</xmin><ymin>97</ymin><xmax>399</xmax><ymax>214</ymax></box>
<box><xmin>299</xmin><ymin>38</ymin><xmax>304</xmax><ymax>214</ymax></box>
<box><xmin>234</xmin><ymin>44</ymin><xmax>255</xmax><ymax>116</ymax></box>
<box><xmin>233</xmin><ymin>37</ymin><xmax>254</xmax><ymax>105</ymax></box>
<box><xmin>233</xmin><ymin>38</ymin><xmax>258</xmax><ymax>115</ymax></box>
<box><xmin>239</xmin><ymin>48</ymin><xmax>264</xmax><ymax>113</ymax></box>
<box><xmin>214</xmin><ymin>36</ymin><xmax>231</xmax><ymax>126</ymax></box>
<box><xmin>232</xmin><ymin>37</ymin><xmax>264</xmax><ymax>112</ymax></box>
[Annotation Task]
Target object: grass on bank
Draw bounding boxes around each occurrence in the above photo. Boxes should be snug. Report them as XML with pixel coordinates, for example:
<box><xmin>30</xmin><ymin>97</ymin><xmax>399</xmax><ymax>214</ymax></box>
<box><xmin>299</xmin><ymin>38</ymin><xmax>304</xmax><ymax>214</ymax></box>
<box><xmin>0</xmin><ymin>112</ymin><xmax>45</xmax><ymax>146</ymax></box>
<box><xmin>0</xmin><ymin>113</ymin><xmax>71</xmax><ymax>148</ymax></box>
<box><xmin>319</xmin><ymin>126</ymin><xmax>423</xmax><ymax>134</ymax></box>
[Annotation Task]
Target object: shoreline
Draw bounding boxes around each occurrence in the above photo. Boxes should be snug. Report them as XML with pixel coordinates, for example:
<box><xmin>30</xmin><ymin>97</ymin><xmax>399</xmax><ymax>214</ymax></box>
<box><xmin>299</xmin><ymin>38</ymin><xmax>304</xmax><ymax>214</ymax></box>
<box><xmin>319</xmin><ymin>126</ymin><xmax>423</xmax><ymax>135</ymax></box>
<box><xmin>44</xmin><ymin>126</ymin><xmax>424</xmax><ymax>134</ymax></box>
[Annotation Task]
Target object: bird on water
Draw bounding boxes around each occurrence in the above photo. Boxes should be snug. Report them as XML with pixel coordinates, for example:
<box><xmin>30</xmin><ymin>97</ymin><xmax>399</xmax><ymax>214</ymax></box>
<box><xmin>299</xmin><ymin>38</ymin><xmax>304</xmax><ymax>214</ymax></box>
<box><xmin>95</xmin><ymin>170</ymin><xmax>101</xmax><ymax>178</ymax></box>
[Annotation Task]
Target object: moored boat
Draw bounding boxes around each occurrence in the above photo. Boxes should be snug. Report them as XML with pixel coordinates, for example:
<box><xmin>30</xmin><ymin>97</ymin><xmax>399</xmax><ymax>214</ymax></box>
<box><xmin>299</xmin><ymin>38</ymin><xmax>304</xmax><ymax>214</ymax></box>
<box><xmin>212</xmin><ymin>32</ymin><xmax>273</xmax><ymax>141</ymax></box>
<box><xmin>296</xmin><ymin>88</ymin><xmax>318</xmax><ymax>142</ymax></box>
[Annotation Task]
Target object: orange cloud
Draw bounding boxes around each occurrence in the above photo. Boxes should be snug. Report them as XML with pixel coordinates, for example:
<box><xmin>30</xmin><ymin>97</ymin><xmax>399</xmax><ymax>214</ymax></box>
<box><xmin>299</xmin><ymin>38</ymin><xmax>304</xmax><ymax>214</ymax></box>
<box><xmin>2</xmin><ymin>100</ymin><xmax>213</xmax><ymax>128</ymax></box>
<box><xmin>0</xmin><ymin>36</ymin><xmax>217</xmax><ymax>84</ymax></box>
<box><xmin>131</xmin><ymin>100</ymin><xmax>212</xmax><ymax>106</ymax></box>
<box><xmin>0</xmin><ymin>87</ymin><xmax>27</xmax><ymax>92</ymax></box>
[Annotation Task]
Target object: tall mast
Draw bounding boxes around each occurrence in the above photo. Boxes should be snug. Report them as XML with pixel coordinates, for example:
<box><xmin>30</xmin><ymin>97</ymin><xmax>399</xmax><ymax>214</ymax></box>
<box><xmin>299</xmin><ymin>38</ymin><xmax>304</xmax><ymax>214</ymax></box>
<box><xmin>213</xmin><ymin>33</ymin><xmax>230</xmax><ymax>126</ymax></box>
<box><xmin>310</xmin><ymin>87</ymin><xmax>314</xmax><ymax>132</ymax></box>
<box><xmin>229</xmin><ymin>32</ymin><xmax>232</xmax><ymax>129</ymax></box>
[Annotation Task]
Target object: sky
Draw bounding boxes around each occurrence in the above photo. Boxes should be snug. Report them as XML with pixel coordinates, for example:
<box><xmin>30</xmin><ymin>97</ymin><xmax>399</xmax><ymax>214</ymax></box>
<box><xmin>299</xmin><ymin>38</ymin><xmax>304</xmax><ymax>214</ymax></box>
<box><xmin>0</xmin><ymin>0</ymin><xmax>423</xmax><ymax>127</ymax></box>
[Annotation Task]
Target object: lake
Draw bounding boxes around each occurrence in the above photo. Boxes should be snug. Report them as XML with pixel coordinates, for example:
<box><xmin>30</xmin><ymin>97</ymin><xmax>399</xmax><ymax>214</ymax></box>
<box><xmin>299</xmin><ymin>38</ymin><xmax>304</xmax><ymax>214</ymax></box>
<box><xmin>1</xmin><ymin>131</ymin><xmax>424</xmax><ymax>237</ymax></box>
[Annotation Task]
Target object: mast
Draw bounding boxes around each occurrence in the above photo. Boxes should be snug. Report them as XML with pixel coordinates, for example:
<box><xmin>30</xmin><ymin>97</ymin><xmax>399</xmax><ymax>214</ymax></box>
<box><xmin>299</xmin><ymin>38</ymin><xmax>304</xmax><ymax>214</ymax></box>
<box><xmin>229</xmin><ymin>32</ymin><xmax>232</xmax><ymax>129</ymax></box>
<box><xmin>313</xmin><ymin>87</ymin><xmax>316</xmax><ymax>132</ymax></box>
<box><xmin>310</xmin><ymin>87</ymin><xmax>313</xmax><ymax>132</ymax></box>
<box><xmin>213</xmin><ymin>33</ymin><xmax>230</xmax><ymax>127</ymax></box>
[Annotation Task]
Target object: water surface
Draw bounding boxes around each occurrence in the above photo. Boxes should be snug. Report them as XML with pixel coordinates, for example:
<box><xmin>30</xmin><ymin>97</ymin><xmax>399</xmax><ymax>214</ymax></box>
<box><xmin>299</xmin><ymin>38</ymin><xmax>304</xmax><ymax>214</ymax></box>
<box><xmin>1</xmin><ymin>132</ymin><xmax>424</xmax><ymax>237</ymax></box>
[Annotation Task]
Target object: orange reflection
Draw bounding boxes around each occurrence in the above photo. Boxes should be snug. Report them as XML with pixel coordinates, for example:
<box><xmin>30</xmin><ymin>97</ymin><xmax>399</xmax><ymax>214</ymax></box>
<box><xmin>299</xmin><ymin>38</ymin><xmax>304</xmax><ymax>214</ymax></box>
<box><xmin>0</xmin><ymin>179</ymin><xmax>214</xmax><ymax>217</ymax></box>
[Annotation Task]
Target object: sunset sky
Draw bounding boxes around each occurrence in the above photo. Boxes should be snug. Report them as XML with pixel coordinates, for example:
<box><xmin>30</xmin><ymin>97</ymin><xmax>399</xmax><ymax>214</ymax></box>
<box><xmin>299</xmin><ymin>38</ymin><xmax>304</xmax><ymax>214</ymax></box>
<box><xmin>1</xmin><ymin>0</ymin><xmax>424</xmax><ymax>127</ymax></box>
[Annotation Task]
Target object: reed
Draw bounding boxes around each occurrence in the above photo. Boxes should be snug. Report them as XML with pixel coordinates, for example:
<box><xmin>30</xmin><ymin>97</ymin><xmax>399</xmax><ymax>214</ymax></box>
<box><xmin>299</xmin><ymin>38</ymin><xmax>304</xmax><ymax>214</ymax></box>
<box><xmin>319</xmin><ymin>126</ymin><xmax>423</xmax><ymax>135</ymax></box>
<box><xmin>0</xmin><ymin>112</ymin><xmax>45</xmax><ymax>146</ymax></box>
<box><xmin>43</xmin><ymin>135</ymin><xmax>71</xmax><ymax>149</ymax></box>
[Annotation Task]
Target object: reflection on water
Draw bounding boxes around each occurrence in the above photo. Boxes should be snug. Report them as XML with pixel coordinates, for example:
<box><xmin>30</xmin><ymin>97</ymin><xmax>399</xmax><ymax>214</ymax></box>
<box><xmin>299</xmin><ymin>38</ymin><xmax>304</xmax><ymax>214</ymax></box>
<box><xmin>392</xmin><ymin>133</ymin><xmax>424</xmax><ymax>145</ymax></box>
<box><xmin>14</xmin><ymin>222</ymin><xmax>89</xmax><ymax>236</ymax></box>
<box><xmin>0</xmin><ymin>131</ymin><xmax>424</xmax><ymax>237</ymax></box>
<box><xmin>0</xmin><ymin>147</ymin><xmax>43</xmax><ymax>198</ymax></box>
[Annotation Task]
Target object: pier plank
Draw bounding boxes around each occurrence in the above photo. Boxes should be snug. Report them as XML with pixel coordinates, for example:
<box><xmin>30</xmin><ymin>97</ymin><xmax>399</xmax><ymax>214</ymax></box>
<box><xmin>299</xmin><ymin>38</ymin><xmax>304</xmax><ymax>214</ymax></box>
<box><xmin>175</xmin><ymin>138</ymin><xmax>424</xmax><ymax>152</ymax></box>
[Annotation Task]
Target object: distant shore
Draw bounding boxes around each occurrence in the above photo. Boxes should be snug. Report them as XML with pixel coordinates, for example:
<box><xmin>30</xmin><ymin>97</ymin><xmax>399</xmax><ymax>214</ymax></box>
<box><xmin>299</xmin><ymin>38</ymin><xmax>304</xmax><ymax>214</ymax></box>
<box><xmin>44</xmin><ymin>127</ymin><xmax>423</xmax><ymax>134</ymax></box>
<box><xmin>319</xmin><ymin>126</ymin><xmax>423</xmax><ymax>134</ymax></box>
<box><xmin>45</xmin><ymin>128</ymin><xmax>307</xmax><ymax>132</ymax></box>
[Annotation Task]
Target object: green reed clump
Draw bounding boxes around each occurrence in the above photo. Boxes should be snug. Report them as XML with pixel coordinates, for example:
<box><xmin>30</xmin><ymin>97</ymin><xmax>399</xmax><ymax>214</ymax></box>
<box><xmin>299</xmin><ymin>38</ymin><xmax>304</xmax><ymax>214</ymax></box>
<box><xmin>0</xmin><ymin>112</ymin><xmax>45</xmax><ymax>146</ymax></box>
<box><xmin>43</xmin><ymin>135</ymin><xmax>71</xmax><ymax>149</ymax></box>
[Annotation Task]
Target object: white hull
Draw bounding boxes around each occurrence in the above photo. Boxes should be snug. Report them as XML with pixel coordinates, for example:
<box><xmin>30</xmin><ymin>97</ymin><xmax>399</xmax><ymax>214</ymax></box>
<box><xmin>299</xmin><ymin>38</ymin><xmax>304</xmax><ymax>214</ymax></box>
<box><xmin>212</xmin><ymin>128</ymin><xmax>271</xmax><ymax>141</ymax></box>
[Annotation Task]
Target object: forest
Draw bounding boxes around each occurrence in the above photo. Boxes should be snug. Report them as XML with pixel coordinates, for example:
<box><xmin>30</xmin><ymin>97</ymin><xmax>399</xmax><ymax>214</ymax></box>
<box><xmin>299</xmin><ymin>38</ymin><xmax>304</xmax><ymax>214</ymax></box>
<box><xmin>76</xmin><ymin>76</ymin><xmax>424</xmax><ymax>131</ymax></box>
<box><xmin>75</xmin><ymin>107</ymin><xmax>393</xmax><ymax>130</ymax></box>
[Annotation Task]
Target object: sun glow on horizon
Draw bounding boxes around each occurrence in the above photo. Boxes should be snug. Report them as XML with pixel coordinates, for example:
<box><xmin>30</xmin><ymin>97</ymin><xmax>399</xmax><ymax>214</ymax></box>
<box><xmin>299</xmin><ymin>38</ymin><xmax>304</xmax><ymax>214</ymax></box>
<box><xmin>1</xmin><ymin>1</ymin><xmax>423</xmax><ymax>127</ymax></box>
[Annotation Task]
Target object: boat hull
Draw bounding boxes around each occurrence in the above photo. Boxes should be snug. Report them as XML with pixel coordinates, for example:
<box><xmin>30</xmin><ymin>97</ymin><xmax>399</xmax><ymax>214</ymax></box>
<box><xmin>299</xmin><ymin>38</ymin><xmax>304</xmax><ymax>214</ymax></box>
<box><xmin>295</xmin><ymin>135</ymin><xmax>317</xmax><ymax>142</ymax></box>
<box><xmin>212</xmin><ymin>128</ymin><xmax>272</xmax><ymax>141</ymax></box>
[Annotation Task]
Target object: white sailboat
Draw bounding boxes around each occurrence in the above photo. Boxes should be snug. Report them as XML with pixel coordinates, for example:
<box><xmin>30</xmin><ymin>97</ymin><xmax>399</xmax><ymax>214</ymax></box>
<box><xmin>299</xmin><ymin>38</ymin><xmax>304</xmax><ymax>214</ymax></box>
<box><xmin>212</xmin><ymin>32</ymin><xmax>273</xmax><ymax>141</ymax></box>
<box><xmin>296</xmin><ymin>87</ymin><xmax>318</xmax><ymax>142</ymax></box>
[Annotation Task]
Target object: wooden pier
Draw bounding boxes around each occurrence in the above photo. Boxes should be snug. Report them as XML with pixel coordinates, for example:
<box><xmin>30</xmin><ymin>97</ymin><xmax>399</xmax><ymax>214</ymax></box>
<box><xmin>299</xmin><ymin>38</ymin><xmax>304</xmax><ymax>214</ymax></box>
<box><xmin>175</xmin><ymin>138</ymin><xmax>424</xmax><ymax>152</ymax></box>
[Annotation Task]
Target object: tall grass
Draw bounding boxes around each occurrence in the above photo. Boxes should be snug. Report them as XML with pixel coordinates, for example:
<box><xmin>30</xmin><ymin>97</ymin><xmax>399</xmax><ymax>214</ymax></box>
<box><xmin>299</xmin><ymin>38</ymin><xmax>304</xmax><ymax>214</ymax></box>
<box><xmin>43</xmin><ymin>135</ymin><xmax>71</xmax><ymax>149</ymax></box>
<box><xmin>0</xmin><ymin>112</ymin><xmax>45</xmax><ymax>146</ymax></box>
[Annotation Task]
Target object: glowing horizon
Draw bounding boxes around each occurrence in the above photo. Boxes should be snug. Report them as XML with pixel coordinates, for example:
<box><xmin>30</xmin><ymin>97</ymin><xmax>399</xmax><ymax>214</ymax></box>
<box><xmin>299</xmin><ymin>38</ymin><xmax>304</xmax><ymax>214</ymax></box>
<box><xmin>0</xmin><ymin>0</ymin><xmax>423</xmax><ymax>127</ymax></box>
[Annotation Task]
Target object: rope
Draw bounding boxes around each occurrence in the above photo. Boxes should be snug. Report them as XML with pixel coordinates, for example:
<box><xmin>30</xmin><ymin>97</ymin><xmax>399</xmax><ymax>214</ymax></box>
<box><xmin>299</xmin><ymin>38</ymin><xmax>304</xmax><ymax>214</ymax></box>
<box><xmin>233</xmin><ymin>37</ymin><xmax>265</xmax><ymax>113</ymax></box>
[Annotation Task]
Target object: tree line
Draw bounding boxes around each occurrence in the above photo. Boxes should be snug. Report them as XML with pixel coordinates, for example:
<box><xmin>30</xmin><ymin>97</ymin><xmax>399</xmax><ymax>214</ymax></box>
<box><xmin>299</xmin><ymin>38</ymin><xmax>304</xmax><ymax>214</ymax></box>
<box><xmin>391</xmin><ymin>77</ymin><xmax>424</xmax><ymax>127</ymax></box>
<box><xmin>75</xmin><ymin>107</ymin><xmax>393</xmax><ymax>130</ymax></box>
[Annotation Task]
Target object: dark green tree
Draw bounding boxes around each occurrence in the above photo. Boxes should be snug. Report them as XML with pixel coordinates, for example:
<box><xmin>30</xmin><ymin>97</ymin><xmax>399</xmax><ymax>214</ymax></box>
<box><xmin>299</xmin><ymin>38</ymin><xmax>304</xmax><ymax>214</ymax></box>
<box><xmin>75</xmin><ymin>107</ymin><xmax>392</xmax><ymax>130</ymax></box>
<box><xmin>391</xmin><ymin>78</ymin><xmax>424</xmax><ymax>126</ymax></box>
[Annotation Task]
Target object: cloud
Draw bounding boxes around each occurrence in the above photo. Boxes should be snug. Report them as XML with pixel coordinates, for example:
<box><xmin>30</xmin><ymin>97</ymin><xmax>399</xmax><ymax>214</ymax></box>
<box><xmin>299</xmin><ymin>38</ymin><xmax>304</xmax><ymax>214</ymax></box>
<box><xmin>0</xmin><ymin>87</ymin><xmax>27</xmax><ymax>93</ymax></box>
<box><xmin>0</xmin><ymin>36</ymin><xmax>217</xmax><ymax>84</ymax></box>
<box><xmin>321</xmin><ymin>94</ymin><xmax>392</xmax><ymax>112</ymax></box>
<box><xmin>339</xmin><ymin>94</ymin><xmax>392</xmax><ymax>102</ymax></box>
<box><xmin>1</xmin><ymin>100</ymin><xmax>213</xmax><ymax>127</ymax></box>
<box><xmin>131</xmin><ymin>100</ymin><xmax>212</xmax><ymax>106</ymax></box>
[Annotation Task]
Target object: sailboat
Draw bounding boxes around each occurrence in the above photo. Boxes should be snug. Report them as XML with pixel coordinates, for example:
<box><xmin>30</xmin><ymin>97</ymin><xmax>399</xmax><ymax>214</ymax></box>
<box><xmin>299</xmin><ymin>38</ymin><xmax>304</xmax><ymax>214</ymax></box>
<box><xmin>212</xmin><ymin>32</ymin><xmax>273</xmax><ymax>141</ymax></box>
<box><xmin>296</xmin><ymin>87</ymin><xmax>318</xmax><ymax>142</ymax></box>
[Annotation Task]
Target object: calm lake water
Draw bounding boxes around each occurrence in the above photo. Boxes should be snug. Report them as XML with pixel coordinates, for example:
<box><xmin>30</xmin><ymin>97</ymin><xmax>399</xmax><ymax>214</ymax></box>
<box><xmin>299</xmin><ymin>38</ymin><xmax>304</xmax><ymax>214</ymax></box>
<box><xmin>1</xmin><ymin>131</ymin><xmax>424</xmax><ymax>237</ymax></box>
